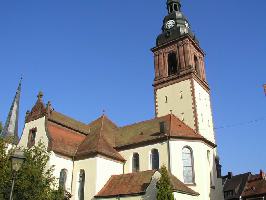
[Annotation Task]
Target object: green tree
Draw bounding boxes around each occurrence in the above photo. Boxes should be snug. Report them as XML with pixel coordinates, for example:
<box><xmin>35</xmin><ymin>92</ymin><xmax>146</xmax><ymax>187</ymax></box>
<box><xmin>156</xmin><ymin>166</ymin><xmax>174</xmax><ymax>200</ymax></box>
<box><xmin>0</xmin><ymin>121</ymin><xmax>3</xmax><ymax>133</ymax></box>
<box><xmin>0</xmin><ymin>138</ymin><xmax>66</xmax><ymax>200</ymax></box>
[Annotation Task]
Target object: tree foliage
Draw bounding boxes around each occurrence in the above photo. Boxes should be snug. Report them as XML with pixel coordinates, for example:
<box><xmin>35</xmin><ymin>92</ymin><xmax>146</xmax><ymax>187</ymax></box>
<box><xmin>156</xmin><ymin>166</ymin><xmax>174</xmax><ymax>200</ymax></box>
<box><xmin>0</xmin><ymin>121</ymin><xmax>3</xmax><ymax>133</ymax></box>
<box><xmin>0</xmin><ymin>138</ymin><xmax>65</xmax><ymax>200</ymax></box>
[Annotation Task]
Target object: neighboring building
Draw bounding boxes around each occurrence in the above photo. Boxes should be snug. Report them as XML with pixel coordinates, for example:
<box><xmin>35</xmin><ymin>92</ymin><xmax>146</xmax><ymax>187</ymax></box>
<box><xmin>223</xmin><ymin>171</ymin><xmax>266</xmax><ymax>200</ymax></box>
<box><xmin>18</xmin><ymin>0</ymin><xmax>224</xmax><ymax>200</ymax></box>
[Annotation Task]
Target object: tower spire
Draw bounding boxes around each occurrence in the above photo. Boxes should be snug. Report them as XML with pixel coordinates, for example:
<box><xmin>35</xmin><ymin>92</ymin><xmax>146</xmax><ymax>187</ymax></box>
<box><xmin>1</xmin><ymin>78</ymin><xmax>22</xmax><ymax>144</ymax></box>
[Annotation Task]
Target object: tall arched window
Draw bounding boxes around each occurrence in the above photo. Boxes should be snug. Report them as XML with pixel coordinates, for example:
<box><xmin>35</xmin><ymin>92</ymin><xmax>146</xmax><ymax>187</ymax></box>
<box><xmin>78</xmin><ymin>169</ymin><xmax>85</xmax><ymax>200</ymax></box>
<box><xmin>132</xmin><ymin>153</ymin><xmax>140</xmax><ymax>172</ymax></box>
<box><xmin>168</xmin><ymin>53</ymin><xmax>178</xmax><ymax>76</ymax></box>
<box><xmin>59</xmin><ymin>169</ymin><xmax>67</xmax><ymax>190</ymax></box>
<box><xmin>151</xmin><ymin>149</ymin><xmax>159</xmax><ymax>170</ymax></box>
<box><xmin>207</xmin><ymin>150</ymin><xmax>214</xmax><ymax>187</ymax></box>
<box><xmin>182</xmin><ymin>147</ymin><xmax>194</xmax><ymax>184</ymax></box>
<box><xmin>194</xmin><ymin>55</ymin><xmax>201</xmax><ymax>77</ymax></box>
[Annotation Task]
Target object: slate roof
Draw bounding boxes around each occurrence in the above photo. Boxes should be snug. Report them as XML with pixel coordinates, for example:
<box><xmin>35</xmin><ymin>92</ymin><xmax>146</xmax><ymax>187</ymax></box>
<box><xmin>95</xmin><ymin>170</ymin><xmax>199</xmax><ymax>198</ymax></box>
<box><xmin>223</xmin><ymin>173</ymin><xmax>250</xmax><ymax>199</ymax></box>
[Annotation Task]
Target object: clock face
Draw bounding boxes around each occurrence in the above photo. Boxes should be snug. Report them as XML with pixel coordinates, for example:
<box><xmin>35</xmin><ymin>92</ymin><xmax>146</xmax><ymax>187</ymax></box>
<box><xmin>165</xmin><ymin>20</ymin><xmax>175</xmax><ymax>29</ymax></box>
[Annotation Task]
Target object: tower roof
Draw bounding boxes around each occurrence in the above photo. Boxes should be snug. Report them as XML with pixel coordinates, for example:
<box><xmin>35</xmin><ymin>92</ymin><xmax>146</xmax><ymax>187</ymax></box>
<box><xmin>156</xmin><ymin>0</ymin><xmax>198</xmax><ymax>46</ymax></box>
<box><xmin>1</xmin><ymin>79</ymin><xmax>22</xmax><ymax>144</ymax></box>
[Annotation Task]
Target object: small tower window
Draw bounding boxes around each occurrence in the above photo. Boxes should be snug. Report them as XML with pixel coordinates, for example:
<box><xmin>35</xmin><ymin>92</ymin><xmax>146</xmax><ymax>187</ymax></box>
<box><xmin>194</xmin><ymin>56</ymin><xmax>201</xmax><ymax>77</ymax></box>
<box><xmin>174</xmin><ymin>4</ymin><xmax>178</xmax><ymax>11</ymax></box>
<box><xmin>160</xmin><ymin>122</ymin><xmax>165</xmax><ymax>133</ymax></box>
<box><xmin>165</xmin><ymin>96</ymin><xmax>168</xmax><ymax>103</ymax></box>
<box><xmin>169</xmin><ymin>5</ymin><xmax>173</xmax><ymax>13</ymax></box>
<box><xmin>132</xmin><ymin>153</ymin><xmax>140</xmax><ymax>172</ymax></box>
<box><xmin>168</xmin><ymin>53</ymin><xmax>178</xmax><ymax>76</ymax></box>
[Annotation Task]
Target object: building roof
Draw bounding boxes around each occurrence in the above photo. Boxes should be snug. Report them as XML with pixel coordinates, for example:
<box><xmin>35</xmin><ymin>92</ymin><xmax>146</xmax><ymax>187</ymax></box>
<box><xmin>95</xmin><ymin>170</ymin><xmax>198</xmax><ymax>198</ymax></box>
<box><xmin>115</xmin><ymin>114</ymin><xmax>215</xmax><ymax>150</ymax></box>
<box><xmin>47</xmin><ymin>121</ymin><xmax>85</xmax><ymax>157</ymax></box>
<box><xmin>24</xmin><ymin>93</ymin><xmax>215</xmax><ymax>161</ymax></box>
<box><xmin>242</xmin><ymin>173</ymin><xmax>266</xmax><ymax>198</ymax></box>
<box><xmin>223</xmin><ymin>173</ymin><xmax>250</xmax><ymax>199</ymax></box>
<box><xmin>75</xmin><ymin>115</ymin><xmax>125</xmax><ymax>162</ymax></box>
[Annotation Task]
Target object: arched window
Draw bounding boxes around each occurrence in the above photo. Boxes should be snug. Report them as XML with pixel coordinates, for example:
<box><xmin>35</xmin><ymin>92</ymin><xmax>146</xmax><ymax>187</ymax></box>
<box><xmin>59</xmin><ymin>169</ymin><xmax>67</xmax><ymax>190</ymax></box>
<box><xmin>150</xmin><ymin>149</ymin><xmax>159</xmax><ymax>170</ymax></box>
<box><xmin>78</xmin><ymin>169</ymin><xmax>85</xmax><ymax>200</ymax></box>
<box><xmin>132</xmin><ymin>153</ymin><xmax>140</xmax><ymax>172</ymax></box>
<box><xmin>182</xmin><ymin>147</ymin><xmax>194</xmax><ymax>184</ymax></box>
<box><xmin>194</xmin><ymin>56</ymin><xmax>201</xmax><ymax>77</ymax></box>
<box><xmin>168</xmin><ymin>53</ymin><xmax>178</xmax><ymax>76</ymax></box>
<box><xmin>174</xmin><ymin>4</ymin><xmax>178</xmax><ymax>11</ymax></box>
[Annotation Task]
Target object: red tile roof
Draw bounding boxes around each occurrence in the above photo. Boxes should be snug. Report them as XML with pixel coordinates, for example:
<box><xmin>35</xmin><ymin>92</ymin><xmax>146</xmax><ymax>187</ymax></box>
<box><xmin>242</xmin><ymin>175</ymin><xmax>266</xmax><ymax>198</ymax></box>
<box><xmin>75</xmin><ymin>117</ymin><xmax>125</xmax><ymax>162</ymax></box>
<box><xmin>31</xmin><ymin>94</ymin><xmax>215</xmax><ymax>159</ymax></box>
<box><xmin>47</xmin><ymin>121</ymin><xmax>85</xmax><ymax>157</ymax></box>
<box><xmin>95</xmin><ymin>170</ymin><xmax>199</xmax><ymax>198</ymax></box>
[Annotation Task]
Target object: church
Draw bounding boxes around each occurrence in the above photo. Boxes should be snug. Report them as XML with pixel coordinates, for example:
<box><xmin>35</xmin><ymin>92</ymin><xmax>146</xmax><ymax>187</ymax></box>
<box><xmin>3</xmin><ymin>0</ymin><xmax>225</xmax><ymax>199</ymax></box>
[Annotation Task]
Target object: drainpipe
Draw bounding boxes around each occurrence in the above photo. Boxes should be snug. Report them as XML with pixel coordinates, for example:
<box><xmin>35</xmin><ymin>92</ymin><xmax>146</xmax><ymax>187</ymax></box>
<box><xmin>167</xmin><ymin>113</ymin><xmax>172</xmax><ymax>173</ymax></box>
<box><xmin>71</xmin><ymin>156</ymin><xmax>75</xmax><ymax>196</ymax></box>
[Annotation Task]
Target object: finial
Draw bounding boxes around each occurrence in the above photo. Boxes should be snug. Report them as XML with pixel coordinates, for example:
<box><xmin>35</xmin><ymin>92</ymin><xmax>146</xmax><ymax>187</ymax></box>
<box><xmin>37</xmin><ymin>91</ymin><xmax>43</xmax><ymax>100</ymax></box>
<box><xmin>102</xmin><ymin>109</ymin><xmax>105</xmax><ymax>116</ymax></box>
<box><xmin>170</xmin><ymin>110</ymin><xmax>173</xmax><ymax>114</ymax></box>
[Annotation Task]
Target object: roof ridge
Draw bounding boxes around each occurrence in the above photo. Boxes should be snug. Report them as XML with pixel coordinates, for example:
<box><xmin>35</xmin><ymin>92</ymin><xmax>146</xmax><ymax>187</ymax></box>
<box><xmin>119</xmin><ymin>115</ymin><xmax>169</xmax><ymax>130</ymax></box>
<box><xmin>49</xmin><ymin>110</ymin><xmax>88</xmax><ymax>127</ymax></box>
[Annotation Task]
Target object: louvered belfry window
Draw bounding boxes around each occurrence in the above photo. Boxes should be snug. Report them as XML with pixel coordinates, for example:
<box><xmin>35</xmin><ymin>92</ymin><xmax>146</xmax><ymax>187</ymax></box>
<box><xmin>182</xmin><ymin>147</ymin><xmax>194</xmax><ymax>184</ymax></box>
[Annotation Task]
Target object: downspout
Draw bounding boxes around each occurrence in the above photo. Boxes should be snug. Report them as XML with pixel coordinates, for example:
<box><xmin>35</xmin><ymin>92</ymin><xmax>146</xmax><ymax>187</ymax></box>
<box><xmin>167</xmin><ymin>113</ymin><xmax>172</xmax><ymax>173</ymax></box>
<box><xmin>71</xmin><ymin>155</ymin><xmax>75</xmax><ymax>196</ymax></box>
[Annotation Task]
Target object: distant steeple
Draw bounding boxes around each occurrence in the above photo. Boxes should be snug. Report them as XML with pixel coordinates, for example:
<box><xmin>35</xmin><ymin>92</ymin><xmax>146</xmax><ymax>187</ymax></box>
<box><xmin>1</xmin><ymin>78</ymin><xmax>22</xmax><ymax>144</ymax></box>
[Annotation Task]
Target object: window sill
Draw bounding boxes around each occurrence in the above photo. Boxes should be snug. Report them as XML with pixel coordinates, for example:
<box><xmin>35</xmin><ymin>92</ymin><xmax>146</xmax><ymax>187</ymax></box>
<box><xmin>185</xmin><ymin>183</ymin><xmax>196</xmax><ymax>187</ymax></box>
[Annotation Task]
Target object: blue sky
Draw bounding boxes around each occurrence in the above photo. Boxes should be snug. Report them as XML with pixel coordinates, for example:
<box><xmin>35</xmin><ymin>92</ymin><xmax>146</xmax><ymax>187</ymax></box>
<box><xmin>0</xmin><ymin>0</ymin><xmax>265</xmax><ymax>175</ymax></box>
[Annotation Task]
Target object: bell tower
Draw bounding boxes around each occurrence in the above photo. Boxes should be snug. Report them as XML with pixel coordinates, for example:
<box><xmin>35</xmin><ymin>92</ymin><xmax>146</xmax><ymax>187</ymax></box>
<box><xmin>152</xmin><ymin>0</ymin><xmax>215</xmax><ymax>143</ymax></box>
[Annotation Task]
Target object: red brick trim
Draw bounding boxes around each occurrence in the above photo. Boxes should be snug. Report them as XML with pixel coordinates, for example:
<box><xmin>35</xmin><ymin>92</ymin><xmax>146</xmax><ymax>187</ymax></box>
<box><xmin>190</xmin><ymin>79</ymin><xmax>199</xmax><ymax>134</ymax></box>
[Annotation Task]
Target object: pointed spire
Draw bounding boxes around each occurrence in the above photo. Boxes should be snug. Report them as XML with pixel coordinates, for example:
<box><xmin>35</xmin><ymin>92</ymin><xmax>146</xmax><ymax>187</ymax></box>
<box><xmin>1</xmin><ymin>78</ymin><xmax>22</xmax><ymax>144</ymax></box>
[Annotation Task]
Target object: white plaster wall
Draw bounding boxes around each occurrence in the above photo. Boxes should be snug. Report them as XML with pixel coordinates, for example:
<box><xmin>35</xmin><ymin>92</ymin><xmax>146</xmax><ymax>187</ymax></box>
<box><xmin>18</xmin><ymin>117</ymin><xmax>49</xmax><ymax>148</ymax></box>
<box><xmin>95</xmin><ymin>156</ymin><xmax>123</xmax><ymax>193</ymax></box>
<box><xmin>155</xmin><ymin>80</ymin><xmax>195</xmax><ymax>130</ymax></box>
<box><xmin>95</xmin><ymin>196</ymin><xmax>141</xmax><ymax>200</ymax></box>
<box><xmin>72</xmin><ymin>156</ymin><xmax>123</xmax><ymax>200</ymax></box>
<box><xmin>119</xmin><ymin>142</ymin><xmax>168</xmax><ymax>173</ymax></box>
<box><xmin>49</xmin><ymin>152</ymin><xmax>74</xmax><ymax>192</ymax></box>
<box><xmin>169</xmin><ymin>139</ymin><xmax>222</xmax><ymax>200</ymax></box>
<box><xmin>174</xmin><ymin>192</ymin><xmax>198</xmax><ymax>200</ymax></box>
<box><xmin>193</xmin><ymin>80</ymin><xmax>215</xmax><ymax>143</ymax></box>
<box><xmin>72</xmin><ymin>158</ymin><xmax>97</xmax><ymax>200</ymax></box>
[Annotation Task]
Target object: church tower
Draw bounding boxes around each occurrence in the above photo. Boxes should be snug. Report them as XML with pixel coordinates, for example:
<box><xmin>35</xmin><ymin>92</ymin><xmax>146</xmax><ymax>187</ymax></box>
<box><xmin>152</xmin><ymin>0</ymin><xmax>215</xmax><ymax>143</ymax></box>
